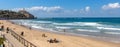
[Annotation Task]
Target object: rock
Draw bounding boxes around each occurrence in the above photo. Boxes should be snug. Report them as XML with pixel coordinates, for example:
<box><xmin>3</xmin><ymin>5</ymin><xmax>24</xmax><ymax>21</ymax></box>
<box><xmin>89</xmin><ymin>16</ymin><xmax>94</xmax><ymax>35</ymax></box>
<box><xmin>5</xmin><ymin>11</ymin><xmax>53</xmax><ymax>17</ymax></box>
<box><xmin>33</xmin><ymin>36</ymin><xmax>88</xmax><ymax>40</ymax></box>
<box><xmin>0</xmin><ymin>10</ymin><xmax>36</xmax><ymax>19</ymax></box>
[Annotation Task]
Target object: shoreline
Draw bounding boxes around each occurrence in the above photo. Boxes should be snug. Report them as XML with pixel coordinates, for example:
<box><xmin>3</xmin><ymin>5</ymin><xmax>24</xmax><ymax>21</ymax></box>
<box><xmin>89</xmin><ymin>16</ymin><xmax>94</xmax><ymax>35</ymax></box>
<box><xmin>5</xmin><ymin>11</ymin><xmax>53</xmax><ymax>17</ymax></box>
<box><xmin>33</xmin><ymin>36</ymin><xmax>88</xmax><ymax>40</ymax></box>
<box><xmin>1</xmin><ymin>20</ymin><xmax>120</xmax><ymax>47</ymax></box>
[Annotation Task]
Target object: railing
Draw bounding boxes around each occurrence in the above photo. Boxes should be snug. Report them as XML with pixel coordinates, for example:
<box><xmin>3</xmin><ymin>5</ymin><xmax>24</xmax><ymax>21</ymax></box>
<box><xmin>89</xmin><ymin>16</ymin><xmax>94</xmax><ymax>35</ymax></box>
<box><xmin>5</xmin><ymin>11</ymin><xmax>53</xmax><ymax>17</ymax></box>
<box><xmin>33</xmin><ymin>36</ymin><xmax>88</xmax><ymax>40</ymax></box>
<box><xmin>9</xmin><ymin>29</ymin><xmax>37</xmax><ymax>47</ymax></box>
<box><xmin>4</xmin><ymin>35</ymin><xmax>14</xmax><ymax>47</ymax></box>
<box><xmin>0</xmin><ymin>31</ymin><xmax>14</xmax><ymax>47</ymax></box>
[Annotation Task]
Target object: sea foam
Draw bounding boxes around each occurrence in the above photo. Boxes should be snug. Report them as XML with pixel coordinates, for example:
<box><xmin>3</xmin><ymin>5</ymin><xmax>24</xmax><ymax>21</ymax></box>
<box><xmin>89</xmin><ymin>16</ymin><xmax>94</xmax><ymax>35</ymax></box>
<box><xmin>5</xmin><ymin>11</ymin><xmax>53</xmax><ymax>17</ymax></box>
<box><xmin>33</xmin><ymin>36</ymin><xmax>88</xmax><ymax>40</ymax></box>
<box><xmin>53</xmin><ymin>22</ymin><xmax>102</xmax><ymax>27</ymax></box>
<box><xmin>76</xmin><ymin>29</ymin><xmax>100</xmax><ymax>32</ymax></box>
<box><xmin>97</xmin><ymin>27</ymin><xmax>120</xmax><ymax>31</ymax></box>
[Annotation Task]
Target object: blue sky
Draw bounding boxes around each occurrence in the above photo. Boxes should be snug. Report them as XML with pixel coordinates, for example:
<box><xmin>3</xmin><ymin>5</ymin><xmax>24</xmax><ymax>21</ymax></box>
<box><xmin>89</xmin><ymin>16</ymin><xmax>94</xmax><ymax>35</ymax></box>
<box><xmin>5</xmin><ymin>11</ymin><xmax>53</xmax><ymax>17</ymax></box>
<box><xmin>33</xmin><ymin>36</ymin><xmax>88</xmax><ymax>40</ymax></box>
<box><xmin>0</xmin><ymin>0</ymin><xmax>120</xmax><ymax>17</ymax></box>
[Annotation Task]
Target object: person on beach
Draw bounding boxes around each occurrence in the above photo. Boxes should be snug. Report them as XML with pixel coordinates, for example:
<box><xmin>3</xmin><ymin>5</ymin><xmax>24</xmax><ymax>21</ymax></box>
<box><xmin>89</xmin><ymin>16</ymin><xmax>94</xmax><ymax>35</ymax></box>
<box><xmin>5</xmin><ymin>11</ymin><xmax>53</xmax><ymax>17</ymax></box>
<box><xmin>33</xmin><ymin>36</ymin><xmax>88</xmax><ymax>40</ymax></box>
<box><xmin>6</xmin><ymin>27</ymin><xmax>9</xmax><ymax>33</ymax></box>
<box><xmin>21</xmin><ymin>31</ymin><xmax>24</xmax><ymax>36</ymax></box>
<box><xmin>42</xmin><ymin>33</ymin><xmax>47</xmax><ymax>37</ymax></box>
<box><xmin>47</xmin><ymin>38</ymin><xmax>59</xmax><ymax>43</ymax></box>
<box><xmin>48</xmin><ymin>39</ymin><xmax>54</xmax><ymax>43</ymax></box>
<box><xmin>53</xmin><ymin>38</ymin><xmax>59</xmax><ymax>43</ymax></box>
<box><xmin>29</xmin><ymin>27</ymin><xmax>32</xmax><ymax>30</ymax></box>
<box><xmin>1</xmin><ymin>25</ymin><xmax>4</xmax><ymax>31</ymax></box>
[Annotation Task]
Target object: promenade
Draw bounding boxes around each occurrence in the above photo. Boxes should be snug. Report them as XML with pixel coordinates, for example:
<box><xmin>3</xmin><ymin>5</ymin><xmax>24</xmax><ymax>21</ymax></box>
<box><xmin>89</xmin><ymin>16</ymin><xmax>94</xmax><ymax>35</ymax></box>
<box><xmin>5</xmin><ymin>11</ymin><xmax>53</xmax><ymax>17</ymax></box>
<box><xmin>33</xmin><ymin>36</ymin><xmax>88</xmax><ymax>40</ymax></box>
<box><xmin>4</xmin><ymin>32</ymin><xmax>25</xmax><ymax>47</ymax></box>
<box><xmin>0</xmin><ymin>29</ymin><xmax>37</xmax><ymax>47</ymax></box>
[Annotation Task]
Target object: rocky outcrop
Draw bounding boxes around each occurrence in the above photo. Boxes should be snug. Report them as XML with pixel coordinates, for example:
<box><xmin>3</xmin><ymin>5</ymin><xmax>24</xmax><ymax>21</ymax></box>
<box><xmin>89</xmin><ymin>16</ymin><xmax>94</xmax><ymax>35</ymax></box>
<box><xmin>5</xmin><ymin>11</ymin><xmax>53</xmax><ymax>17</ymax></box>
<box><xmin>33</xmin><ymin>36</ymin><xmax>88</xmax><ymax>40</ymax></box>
<box><xmin>0</xmin><ymin>10</ymin><xmax>36</xmax><ymax>19</ymax></box>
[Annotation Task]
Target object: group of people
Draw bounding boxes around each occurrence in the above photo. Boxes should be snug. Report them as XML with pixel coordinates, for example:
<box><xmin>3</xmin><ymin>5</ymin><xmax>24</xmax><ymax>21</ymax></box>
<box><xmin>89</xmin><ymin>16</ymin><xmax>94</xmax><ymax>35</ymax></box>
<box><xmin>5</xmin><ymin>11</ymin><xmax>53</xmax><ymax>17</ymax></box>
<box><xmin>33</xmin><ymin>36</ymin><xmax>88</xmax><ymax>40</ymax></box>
<box><xmin>1</xmin><ymin>25</ymin><xmax>10</xmax><ymax>34</ymax></box>
<box><xmin>0</xmin><ymin>25</ymin><xmax>9</xmax><ymax>32</ymax></box>
<box><xmin>42</xmin><ymin>33</ymin><xmax>59</xmax><ymax>43</ymax></box>
<box><xmin>0</xmin><ymin>25</ymin><xmax>24</xmax><ymax>36</ymax></box>
<box><xmin>47</xmin><ymin>38</ymin><xmax>59</xmax><ymax>43</ymax></box>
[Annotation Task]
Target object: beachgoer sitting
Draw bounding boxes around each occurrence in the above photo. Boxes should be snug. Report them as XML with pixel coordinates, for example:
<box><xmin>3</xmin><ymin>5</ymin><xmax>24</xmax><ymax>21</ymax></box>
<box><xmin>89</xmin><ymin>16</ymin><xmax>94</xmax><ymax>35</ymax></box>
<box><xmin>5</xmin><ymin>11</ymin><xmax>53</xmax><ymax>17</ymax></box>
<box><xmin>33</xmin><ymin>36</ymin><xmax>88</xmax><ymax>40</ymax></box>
<box><xmin>42</xmin><ymin>34</ymin><xmax>47</xmax><ymax>37</ymax></box>
<box><xmin>47</xmin><ymin>39</ymin><xmax>54</xmax><ymax>43</ymax></box>
<box><xmin>21</xmin><ymin>31</ymin><xmax>24</xmax><ymax>36</ymax></box>
<box><xmin>53</xmin><ymin>38</ymin><xmax>59</xmax><ymax>43</ymax></box>
<box><xmin>47</xmin><ymin>38</ymin><xmax>59</xmax><ymax>43</ymax></box>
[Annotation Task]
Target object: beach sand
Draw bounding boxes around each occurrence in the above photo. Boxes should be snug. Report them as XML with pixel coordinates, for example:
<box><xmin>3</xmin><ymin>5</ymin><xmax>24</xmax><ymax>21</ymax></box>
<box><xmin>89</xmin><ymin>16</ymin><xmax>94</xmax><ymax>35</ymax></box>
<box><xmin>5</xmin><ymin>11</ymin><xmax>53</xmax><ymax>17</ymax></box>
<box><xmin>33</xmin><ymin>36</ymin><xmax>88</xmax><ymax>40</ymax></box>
<box><xmin>0</xmin><ymin>20</ymin><xmax>120</xmax><ymax>47</ymax></box>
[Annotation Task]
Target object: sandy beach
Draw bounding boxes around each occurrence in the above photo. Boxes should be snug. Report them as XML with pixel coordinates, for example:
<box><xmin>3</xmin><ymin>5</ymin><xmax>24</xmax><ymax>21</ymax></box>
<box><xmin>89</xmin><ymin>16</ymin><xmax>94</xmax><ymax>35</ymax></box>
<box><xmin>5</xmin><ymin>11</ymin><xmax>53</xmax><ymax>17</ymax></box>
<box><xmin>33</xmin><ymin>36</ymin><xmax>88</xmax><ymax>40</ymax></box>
<box><xmin>0</xmin><ymin>20</ymin><xmax>120</xmax><ymax>47</ymax></box>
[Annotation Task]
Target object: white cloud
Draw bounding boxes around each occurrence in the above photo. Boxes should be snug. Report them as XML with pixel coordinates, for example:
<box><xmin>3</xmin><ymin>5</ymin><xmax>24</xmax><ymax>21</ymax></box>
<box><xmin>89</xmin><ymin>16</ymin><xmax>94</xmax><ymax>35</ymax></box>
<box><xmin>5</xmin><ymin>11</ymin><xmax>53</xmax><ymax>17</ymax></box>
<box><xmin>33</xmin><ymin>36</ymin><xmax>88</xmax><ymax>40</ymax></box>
<box><xmin>12</xmin><ymin>6</ymin><xmax>62</xmax><ymax>12</ymax></box>
<box><xmin>12</xmin><ymin>6</ymin><xmax>91</xmax><ymax>14</ymax></box>
<box><xmin>79</xmin><ymin>6</ymin><xmax>90</xmax><ymax>14</ymax></box>
<box><xmin>11</xmin><ymin>6</ymin><xmax>95</xmax><ymax>17</ymax></box>
<box><xmin>102</xmin><ymin>2</ymin><xmax>120</xmax><ymax>10</ymax></box>
<box><xmin>12</xmin><ymin>8</ymin><xmax>24</xmax><ymax>11</ymax></box>
<box><xmin>85</xmin><ymin>6</ymin><xmax>90</xmax><ymax>12</ymax></box>
<box><xmin>29</xmin><ymin>6</ymin><xmax>61</xmax><ymax>12</ymax></box>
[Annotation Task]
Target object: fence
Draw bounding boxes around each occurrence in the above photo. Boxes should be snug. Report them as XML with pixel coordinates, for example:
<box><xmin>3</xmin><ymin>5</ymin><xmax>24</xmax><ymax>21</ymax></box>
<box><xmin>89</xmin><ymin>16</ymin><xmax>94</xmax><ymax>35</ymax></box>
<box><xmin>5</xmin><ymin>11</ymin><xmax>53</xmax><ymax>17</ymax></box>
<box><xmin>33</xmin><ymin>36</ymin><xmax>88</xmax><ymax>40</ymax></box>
<box><xmin>0</xmin><ymin>31</ymin><xmax>14</xmax><ymax>47</ymax></box>
<box><xmin>9</xmin><ymin>29</ymin><xmax>37</xmax><ymax>47</ymax></box>
<box><xmin>4</xmin><ymin>36</ymin><xmax>14</xmax><ymax>47</ymax></box>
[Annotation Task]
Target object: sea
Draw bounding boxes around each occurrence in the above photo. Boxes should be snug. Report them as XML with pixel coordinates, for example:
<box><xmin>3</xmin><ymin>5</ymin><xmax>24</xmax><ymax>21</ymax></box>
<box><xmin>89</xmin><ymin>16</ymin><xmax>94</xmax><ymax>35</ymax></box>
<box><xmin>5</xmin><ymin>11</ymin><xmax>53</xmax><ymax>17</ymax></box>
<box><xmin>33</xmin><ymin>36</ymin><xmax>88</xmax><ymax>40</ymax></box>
<box><xmin>10</xmin><ymin>17</ymin><xmax>120</xmax><ymax>43</ymax></box>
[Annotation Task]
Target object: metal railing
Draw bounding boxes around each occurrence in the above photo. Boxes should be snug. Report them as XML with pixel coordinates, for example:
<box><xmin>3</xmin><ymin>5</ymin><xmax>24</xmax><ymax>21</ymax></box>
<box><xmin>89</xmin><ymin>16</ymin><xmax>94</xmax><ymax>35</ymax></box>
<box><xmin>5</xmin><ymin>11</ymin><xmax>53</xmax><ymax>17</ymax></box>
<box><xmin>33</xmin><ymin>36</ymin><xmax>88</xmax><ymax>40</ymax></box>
<box><xmin>0</xmin><ymin>32</ymin><xmax>14</xmax><ymax>47</ymax></box>
<box><xmin>9</xmin><ymin>29</ymin><xmax>37</xmax><ymax>47</ymax></box>
<box><xmin>4</xmin><ymin>35</ymin><xmax>14</xmax><ymax>47</ymax></box>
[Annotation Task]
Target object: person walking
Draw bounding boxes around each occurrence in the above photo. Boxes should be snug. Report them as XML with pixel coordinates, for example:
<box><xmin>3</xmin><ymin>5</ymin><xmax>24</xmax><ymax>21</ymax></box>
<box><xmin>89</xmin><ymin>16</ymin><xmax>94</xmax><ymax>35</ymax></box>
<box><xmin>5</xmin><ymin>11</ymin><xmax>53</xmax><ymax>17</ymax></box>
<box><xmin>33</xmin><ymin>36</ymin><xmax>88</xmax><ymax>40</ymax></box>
<box><xmin>6</xmin><ymin>27</ymin><xmax>9</xmax><ymax>33</ymax></box>
<box><xmin>21</xmin><ymin>31</ymin><xmax>24</xmax><ymax>36</ymax></box>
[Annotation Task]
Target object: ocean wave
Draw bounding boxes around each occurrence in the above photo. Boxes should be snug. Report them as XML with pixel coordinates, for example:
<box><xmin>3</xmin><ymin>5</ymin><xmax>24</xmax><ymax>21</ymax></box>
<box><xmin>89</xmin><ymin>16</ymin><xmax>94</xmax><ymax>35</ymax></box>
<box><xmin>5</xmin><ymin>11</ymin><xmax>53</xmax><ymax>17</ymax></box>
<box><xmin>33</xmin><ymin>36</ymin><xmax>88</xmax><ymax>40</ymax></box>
<box><xmin>55</xmin><ymin>26</ymin><xmax>71</xmax><ymax>29</ymax></box>
<box><xmin>32</xmin><ymin>25</ymin><xmax>43</xmax><ymax>29</ymax></box>
<box><xmin>21</xmin><ymin>22</ymin><xmax>38</xmax><ymax>27</ymax></box>
<box><xmin>76</xmin><ymin>29</ymin><xmax>100</xmax><ymax>32</ymax></box>
<box><xmin>104</xmin><ymin>32</ymin><xmax>120</xmax><ymax>35</ymax></box>
<box><xmin>53</xmin><ymin>22</ymin><xmax>103</xmax><ymax>27</ymax></box>
<box><xmin>104</xmin><ymin>28</ymin><xmax>120</xmax><ymax>31</ymax></box>
<box><xmin>52</xmin><ymin>23</ymin><xmax>75</xmax><ymax>26</ymax></box>
<box><xmin>74</xmin><ymin>22</ymin><xmax>102</xmax><ymax>26</ymax></box>
<box><xmin>32</xmin><ymin>21</ymin><xmax>52</xmax><ymax>24</ymax></box>
<box><xmin>32</xmin><ymin>25</ymin><xmax>54</xmax><ymax>31</ymax></box>
<box><xmin>97</xmin><ymin>27</ymin><xmax>120</xmax><ymax>31</ymax></box>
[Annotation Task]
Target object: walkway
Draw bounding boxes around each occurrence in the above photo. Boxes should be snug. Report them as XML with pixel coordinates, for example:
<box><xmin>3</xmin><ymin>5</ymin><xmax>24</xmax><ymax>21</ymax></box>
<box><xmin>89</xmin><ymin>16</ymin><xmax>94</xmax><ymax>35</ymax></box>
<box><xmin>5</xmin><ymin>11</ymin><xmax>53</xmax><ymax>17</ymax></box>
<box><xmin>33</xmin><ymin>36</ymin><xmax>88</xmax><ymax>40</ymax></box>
<box><xmin>0</xmin><ymin>31</ymin><xmax>25</xmax><ymax>47</ymax></box>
